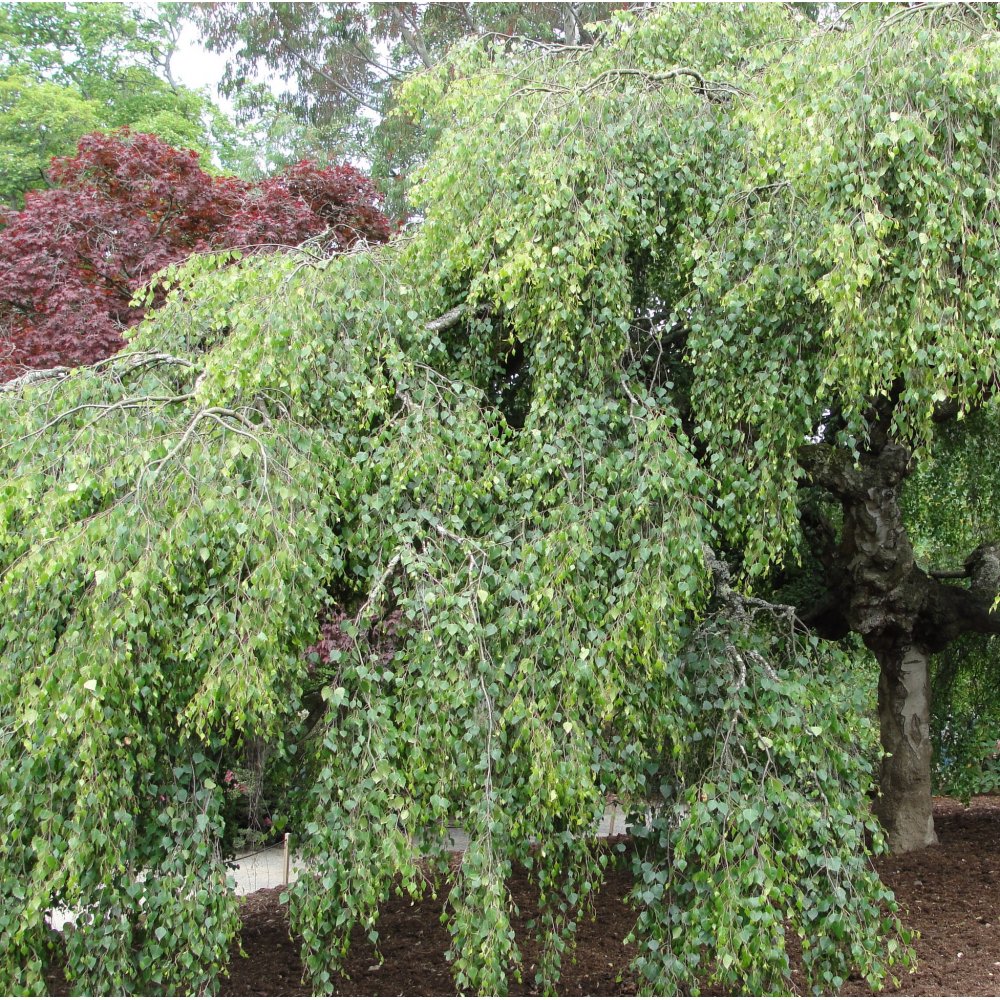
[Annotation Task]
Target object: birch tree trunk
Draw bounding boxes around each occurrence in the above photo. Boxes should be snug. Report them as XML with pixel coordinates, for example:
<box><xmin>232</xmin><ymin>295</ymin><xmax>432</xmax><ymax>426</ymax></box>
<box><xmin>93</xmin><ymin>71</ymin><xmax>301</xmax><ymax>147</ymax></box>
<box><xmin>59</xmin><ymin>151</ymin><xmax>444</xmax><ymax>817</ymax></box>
<box><xmin>873</xmin><ymin>641</ymin><xmax>937</xmax><ymax>852</ymax></box>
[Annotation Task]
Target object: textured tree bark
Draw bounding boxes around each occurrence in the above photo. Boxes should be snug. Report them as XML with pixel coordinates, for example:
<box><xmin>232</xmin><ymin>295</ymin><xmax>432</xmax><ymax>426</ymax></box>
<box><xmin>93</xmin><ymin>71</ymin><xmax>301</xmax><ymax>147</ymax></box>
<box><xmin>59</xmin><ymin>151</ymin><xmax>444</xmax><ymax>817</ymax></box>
<box><xmin>798</xmin><ymin>439</ymin><xmax>1000</xmax><ymax>852</ymax></box>
<box><xmin>834</xmin><ymin>446</ymin><xmax>939</xmax><ymax>850</ymax></box>
<box><xmin>873</xmin><ymin>641</ymin><xmax>937</xmax><ymax>852</ymax></box>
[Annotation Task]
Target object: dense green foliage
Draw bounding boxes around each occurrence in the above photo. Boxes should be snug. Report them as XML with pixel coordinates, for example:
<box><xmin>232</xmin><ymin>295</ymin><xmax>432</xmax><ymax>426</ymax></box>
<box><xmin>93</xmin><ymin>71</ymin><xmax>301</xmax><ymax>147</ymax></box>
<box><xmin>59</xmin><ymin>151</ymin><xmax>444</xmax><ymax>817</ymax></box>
<box><xmin>7</xmin><ymin>3</ymin><xmax>1000</xmax><ymax>994</ymax></box>
<box><xmin>930</xmin><ymin>634</ymin><xmax>1000</xmax><ymax>798</ymax></box>
<box><xmin>906</xmin><ymin>410</ymin><xmax>1000</xmax><ymax>797</ymax></box>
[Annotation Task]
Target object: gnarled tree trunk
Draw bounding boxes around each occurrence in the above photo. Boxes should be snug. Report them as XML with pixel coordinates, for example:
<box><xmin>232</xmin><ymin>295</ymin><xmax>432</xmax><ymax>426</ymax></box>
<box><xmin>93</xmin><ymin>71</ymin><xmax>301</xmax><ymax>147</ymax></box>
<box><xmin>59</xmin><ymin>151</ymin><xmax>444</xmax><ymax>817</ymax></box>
<box><xmin>800</xmin><ymin>438</ymin><xmax>1000</xmax><ymax>852</ymax></box>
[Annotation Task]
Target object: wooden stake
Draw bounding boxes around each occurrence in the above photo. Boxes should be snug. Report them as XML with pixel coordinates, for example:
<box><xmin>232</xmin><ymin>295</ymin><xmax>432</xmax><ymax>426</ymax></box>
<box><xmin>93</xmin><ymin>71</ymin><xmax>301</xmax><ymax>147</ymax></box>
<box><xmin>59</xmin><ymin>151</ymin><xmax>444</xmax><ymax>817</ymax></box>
<box><xmin>282</xmin><ymin>832</ymin><xmax>291</xmax><ymax>885</ymax></box>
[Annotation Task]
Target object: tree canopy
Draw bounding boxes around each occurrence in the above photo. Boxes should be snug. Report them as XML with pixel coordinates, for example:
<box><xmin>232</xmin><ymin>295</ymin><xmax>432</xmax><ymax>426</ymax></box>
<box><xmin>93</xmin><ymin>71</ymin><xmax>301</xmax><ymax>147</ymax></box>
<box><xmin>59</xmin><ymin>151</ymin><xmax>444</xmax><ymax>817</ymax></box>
<box><xmin>5</xmin><ymin>4</ymin><xmax>1000</xmax><ymax>996</ymax></box>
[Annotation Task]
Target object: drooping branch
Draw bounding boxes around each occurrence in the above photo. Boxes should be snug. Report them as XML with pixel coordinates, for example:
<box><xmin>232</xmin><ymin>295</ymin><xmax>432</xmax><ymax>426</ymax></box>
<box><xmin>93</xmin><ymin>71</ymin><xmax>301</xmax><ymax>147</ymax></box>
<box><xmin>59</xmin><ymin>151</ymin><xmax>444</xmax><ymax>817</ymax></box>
<box><xmin>425</xmin><ymin>303</ymin><xmax>469</xmax><ymax>333</ymax></box>
<box><xmin>0</xmin><ymin>366</ymin><xmax>69</xmax><ymax>393</ymax></box>
<box><xmin>705</xmin><ymin>547</ymin><xmax>804</xmax><ymax>633</ymax></box>
<box><xmin>524</xmin><ymin>64</ymin><xmax>746</xmax><ymax>103</ymax></box>
<box><xmin>424</xmin><ymin>302</ymin><xmax>492</xmax><ymax>333</ymax></box>
<box><xmin>426</xmin><ymin>300</ymin><xmax>680</xmax><ymax>343</ymax></box>
<box><xmin>578</xmin><ymin>65</ymin><xmax>747</xmax><ymax>98</ymax></box>
<box><xmin>0</xmin><ymin>351</ymin><xmax>197</xmax><ymax>395</ymax></box>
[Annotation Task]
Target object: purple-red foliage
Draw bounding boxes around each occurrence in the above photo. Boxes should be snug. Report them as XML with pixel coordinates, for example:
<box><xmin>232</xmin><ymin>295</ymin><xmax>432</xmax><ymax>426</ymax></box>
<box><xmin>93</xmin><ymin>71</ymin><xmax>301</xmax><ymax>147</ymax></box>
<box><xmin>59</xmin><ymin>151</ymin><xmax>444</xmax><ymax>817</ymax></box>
<box><xmin>0</xmin><ymin>130</ymin><xmax>393</xmax><ymax>381</ymax></box>
<box><xmin>307</xmin><ymin>607</ymin><xmax>402</xmax><ymax>674</ymax></box>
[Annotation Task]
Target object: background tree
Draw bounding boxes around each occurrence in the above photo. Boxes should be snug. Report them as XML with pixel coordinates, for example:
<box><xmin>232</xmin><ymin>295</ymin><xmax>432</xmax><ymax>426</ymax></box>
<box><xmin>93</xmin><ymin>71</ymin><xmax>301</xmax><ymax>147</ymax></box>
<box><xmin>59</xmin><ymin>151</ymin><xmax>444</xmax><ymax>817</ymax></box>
<box><xmin>220</xmin><ymin>84</ymin><xmax>339</xmax><ymax>180</ymax></box>
<box><xmin>190</xmin><ymin>2</ymin><xmax>637</xmax><ymax>214</ymax></box>
<box><xmin>0</xmin><ymin>75</ymin><xmax>100</xmax><ymax>205</ymax></box>
<box><xmin>7</xmin><ymin>4</ymin><xmax>1000</xmax><ymax>996</ymax></box>
<box><xmin>0</xmin><ymin>2</ymin><xmax>243</xmax><ymax>205</ymax></box>
<box><xmin>0</xmin><ymin>129</ymin><xmax>392</xmax><ymax>380</ymax></box>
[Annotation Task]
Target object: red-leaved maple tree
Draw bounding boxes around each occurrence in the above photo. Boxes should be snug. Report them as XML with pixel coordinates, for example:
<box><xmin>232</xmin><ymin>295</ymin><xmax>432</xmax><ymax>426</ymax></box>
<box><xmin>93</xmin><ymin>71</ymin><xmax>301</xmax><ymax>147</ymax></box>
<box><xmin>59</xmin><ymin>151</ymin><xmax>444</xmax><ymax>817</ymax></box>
<box><xmin>0</xmin><ymin>130</ymin><xmax>393</xmax><ymax>380</ymax></box>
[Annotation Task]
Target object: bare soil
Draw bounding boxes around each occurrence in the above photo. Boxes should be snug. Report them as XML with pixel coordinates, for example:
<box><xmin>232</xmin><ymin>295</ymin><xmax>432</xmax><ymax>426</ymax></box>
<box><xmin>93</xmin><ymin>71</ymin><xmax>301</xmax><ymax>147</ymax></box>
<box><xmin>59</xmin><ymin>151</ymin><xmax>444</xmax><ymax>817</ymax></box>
<box><xmin>48</xmin><ymin>797</ymin><xmax>1000</xmax><ymax>996</ymax></box>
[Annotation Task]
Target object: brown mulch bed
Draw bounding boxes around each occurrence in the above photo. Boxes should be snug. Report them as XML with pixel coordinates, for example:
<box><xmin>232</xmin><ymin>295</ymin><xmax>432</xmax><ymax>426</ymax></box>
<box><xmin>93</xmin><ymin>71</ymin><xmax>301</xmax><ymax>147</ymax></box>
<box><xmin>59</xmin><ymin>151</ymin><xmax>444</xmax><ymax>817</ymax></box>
<box><xmin>834</xmin><ymin>796</ymin><xmax>1000</xmax><ymax>997</ymax></box>
<box><xmin>225</xmin><ymin>848</ymin><xmax>641</xmax><ymax>998</ymax></box>
<box><xmin>47</xmin><ymin>797</ymin><xmax>1000</xmax><ymax>996</ymax></box>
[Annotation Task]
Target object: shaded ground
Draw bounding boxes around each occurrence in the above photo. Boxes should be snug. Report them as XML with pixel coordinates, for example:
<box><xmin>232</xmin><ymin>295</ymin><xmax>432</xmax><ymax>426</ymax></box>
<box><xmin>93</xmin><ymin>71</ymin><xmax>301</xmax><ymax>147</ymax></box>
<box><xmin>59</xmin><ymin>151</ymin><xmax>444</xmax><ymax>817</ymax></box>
<box><xmin>223</xmin><ymin>797</ymin><xmax>1000</xmax><ymax>997</ymax></box>
<box><xmin>47</xmin><ymin>797</ymin><xmax>1000</xmax><ymax>996</ymax></box>
<box><xmin>835</xmin><ymin>796</ymin><xmax>1000</xmax><ymax>997</ymax></box>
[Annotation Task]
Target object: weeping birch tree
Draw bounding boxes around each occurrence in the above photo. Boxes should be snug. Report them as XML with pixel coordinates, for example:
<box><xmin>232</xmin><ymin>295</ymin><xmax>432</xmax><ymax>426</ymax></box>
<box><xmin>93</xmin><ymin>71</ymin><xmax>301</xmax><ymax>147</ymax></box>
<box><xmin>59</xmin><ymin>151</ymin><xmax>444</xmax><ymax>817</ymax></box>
<box><xmin>4</xmin><ymin>3</ymin><xmax>1000</xmax><ymax>996</ymax></box>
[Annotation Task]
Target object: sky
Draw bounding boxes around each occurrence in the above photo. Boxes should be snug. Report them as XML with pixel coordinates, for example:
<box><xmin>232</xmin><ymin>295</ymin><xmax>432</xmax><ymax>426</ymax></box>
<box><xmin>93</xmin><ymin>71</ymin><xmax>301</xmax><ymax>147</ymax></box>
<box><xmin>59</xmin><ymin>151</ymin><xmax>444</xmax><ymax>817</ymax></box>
<box><xmin>128</xmin><ymin>0</ymin><xmax>237</xmax><ymax>103</ymax></box>
<box><xmin>170</xmin><ymin>19</ymin><xmax>235</xmax><ymax>111</ymax></box>
<box><xmin>169</xmin><ymin>12</ymin><xmax>294</xmax><ymax>125</ymax></box>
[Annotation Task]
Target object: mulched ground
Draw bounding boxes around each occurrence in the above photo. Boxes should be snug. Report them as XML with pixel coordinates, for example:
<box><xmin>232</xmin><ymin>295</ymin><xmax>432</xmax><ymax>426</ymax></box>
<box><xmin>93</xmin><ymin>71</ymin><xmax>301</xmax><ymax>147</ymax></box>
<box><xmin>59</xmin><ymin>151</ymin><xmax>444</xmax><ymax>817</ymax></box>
<box><xmin>47</xmin><ymin>797</ymin><xmax>1000</xmax><ymax>996</ymax></box>
<box><xmin>835</xmin><ymin>796</ymin><xmax>1000</xmax><ymax>997</ymax></box>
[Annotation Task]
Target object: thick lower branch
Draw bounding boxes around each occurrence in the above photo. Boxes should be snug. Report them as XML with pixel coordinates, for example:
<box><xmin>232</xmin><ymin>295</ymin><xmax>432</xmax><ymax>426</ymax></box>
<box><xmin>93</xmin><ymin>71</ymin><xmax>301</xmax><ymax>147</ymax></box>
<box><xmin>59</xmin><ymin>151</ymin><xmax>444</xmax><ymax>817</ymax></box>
<box><xmin>917</xmin><ymin>569</ymin><xmax>1000</xmax><ymax>652</ymax></box>
<box><xmin>798</xmin><ymin>443</ymin><xmax>1000</xmax><ymax>650</ymax></box>
<box><xmin>797</xmin><ymin>441</ymin><xmax>913</xmax><ymax>500</ymax></box>
<box><xmin>425</xmin><ymin>302</ymin><xmax>492</xmax><ymax>334</ymax></box>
